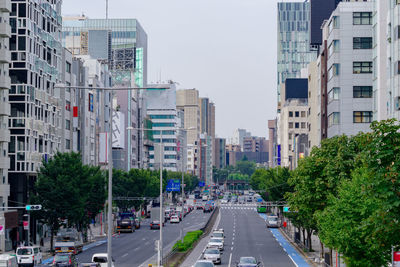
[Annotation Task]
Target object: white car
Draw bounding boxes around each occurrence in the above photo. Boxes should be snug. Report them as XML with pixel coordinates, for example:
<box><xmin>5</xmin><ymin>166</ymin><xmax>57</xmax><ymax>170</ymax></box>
<box><xmin>221</xmin><ymin>199</ymin><xmax>228</xmax><ymax>204</ymax></box>
<box><xmin>193</xmin><ymin>260</ymin><xmax>215</xmax><ymax>267</ymax></box>
<box><xmin>92</xmin><ymin>253</ymin><xmax>115</xmax><ymax>267</ymax></box>
<box><xmin>266</xmin><ymin>215</ymin><xmax>279</xmax><ymax>228</ymax></box>
<box><xmin>16</xmin><ymin>246</ymin><xmax>42</xmax><ymax>267</ymax></box>
<box><xmin>170</xmin><ymin>215</ymin><xmax>180</xmax><ymax>223</ymax></box>
<box><xmin>202</xmin><ymin>248</ymin><xmax>221</xmax><ymax>264</ymax></box>
<box><xmin>207</xmin><ymin>238</ymin><xmax>224</xmax><ymax>251</ymax></box>
<box><xmin>211</xmin><ymin>231</ymin><xmax>225</xmax><ymax>244</ymax></box>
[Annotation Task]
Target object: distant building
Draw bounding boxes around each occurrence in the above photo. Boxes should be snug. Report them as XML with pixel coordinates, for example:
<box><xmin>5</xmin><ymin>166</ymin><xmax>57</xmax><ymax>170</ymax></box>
<box><xmin>214</xmin><ymin>138</ymin><xmax>226</xmax><ymax>169</ymax></box>
<box><xmin>310</xmin><ymin>0</ymin><xmax>341</xmax><ymax>47</ymax></box>
<box><xmin>242</xmin><ymin>137</ymin><xmax>268</xmax><ymax>153</ymax></box>
<box><xmin>226</xmin><ymin>151</ymin><xmax>269</xmax><ymax>167</ymax></box>
<box><xmin>176</xmin><ymin>89</ymin><xmax>200</xmax><ymax>145</ymax></box>
<box><xmin>268</xmin><ymin>120</ymin><xmax>277</xmax><ymax>168</ymax></box>
<box><xmin>231</xmin><ymin>129</ymin><xmax>251</xmax><ymax>150</ymax></box>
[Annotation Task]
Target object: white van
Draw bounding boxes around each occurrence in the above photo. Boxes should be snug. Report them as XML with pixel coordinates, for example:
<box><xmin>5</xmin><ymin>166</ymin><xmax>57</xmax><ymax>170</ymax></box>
<box><xmin>91</xmin><ymin>253</ymin><xmax>115</xmax><ymax>267</ymax></box>
<box><xmin>16</xmin><ymin>246</ymin><xmax>42</xmax><ymax>267</ymax></box>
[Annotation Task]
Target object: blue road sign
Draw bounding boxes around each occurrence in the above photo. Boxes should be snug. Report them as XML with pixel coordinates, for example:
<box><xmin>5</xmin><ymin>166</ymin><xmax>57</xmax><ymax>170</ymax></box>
<box><xmin>166</xmin><ymin>179</ymin><xmax>181</xmax><ymax>192</ymax></box>
<box><xmin>198</xmin><ymin>181</ymin><xmax>205</xmax><ymax>187</ymax></box>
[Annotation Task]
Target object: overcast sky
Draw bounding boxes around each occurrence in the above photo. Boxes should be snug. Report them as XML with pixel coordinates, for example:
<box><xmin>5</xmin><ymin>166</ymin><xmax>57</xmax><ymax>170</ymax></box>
<box><xmin>62</xmin><ymin>0</ymin><xmax>278</xmax><ymax>140</ymax></box>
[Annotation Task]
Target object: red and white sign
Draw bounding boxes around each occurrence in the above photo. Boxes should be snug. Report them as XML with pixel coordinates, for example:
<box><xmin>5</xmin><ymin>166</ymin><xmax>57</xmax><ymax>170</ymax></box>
<box><xmin>23</xmin><ymin>221</ymin><xmax>29</xmax><ymax>230</ymax></box>
<box><xmin>394</xmin><ymin>251</ymin><xmax>400</xmax><ymax>267</ymax></box>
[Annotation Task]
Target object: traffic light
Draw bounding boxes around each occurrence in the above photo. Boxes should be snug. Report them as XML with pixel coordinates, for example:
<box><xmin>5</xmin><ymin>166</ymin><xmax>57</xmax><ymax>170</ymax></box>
<box><xmin>25</xmin><ymin>205</ymin><xmax>42</xmax><ymax>211</ymax></box>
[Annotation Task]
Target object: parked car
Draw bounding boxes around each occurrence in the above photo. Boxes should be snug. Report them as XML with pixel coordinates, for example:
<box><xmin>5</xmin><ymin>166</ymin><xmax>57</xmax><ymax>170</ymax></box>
<box><xmin>266</xmin><ymin>215</ymin><xmax>279</xmax><ymax>228</ymax></box>
<box><xmin>52</xmin><ymin>253</ymin><xmax>78</xmax><ymax>267</ymax></box>
<box><xmin>202</xmin><ymin>248</ymin><xmax>221</xmax><ymax>265</ymax></box>
<box><xmin>16</xmin><ymin>246</ymin><xmax>42</xmax><ymax>267</ymax></box>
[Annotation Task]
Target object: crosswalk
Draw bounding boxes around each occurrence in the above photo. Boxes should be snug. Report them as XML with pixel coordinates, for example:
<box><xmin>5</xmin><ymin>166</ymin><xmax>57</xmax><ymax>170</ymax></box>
<box><xmin>220</xmin><ymin>203</ymin><xmax>257</xmax><ymax>210</ymax></box>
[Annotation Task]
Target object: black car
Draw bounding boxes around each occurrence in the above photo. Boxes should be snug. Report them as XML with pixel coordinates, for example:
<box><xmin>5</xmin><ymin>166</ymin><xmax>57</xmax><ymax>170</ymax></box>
<box><xmin>52</xmin><ymin>253</ymin><xmax>78</xmax><ymax>267</ymax></box>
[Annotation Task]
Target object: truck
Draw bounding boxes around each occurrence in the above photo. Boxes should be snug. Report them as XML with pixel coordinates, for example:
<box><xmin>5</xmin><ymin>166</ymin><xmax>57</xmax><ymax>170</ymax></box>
<box><xmin>116</xmin><ymin>211</ymin><xmax>136</xmax><ymax>233</ymax></box>
<box><xmin>186</xmin><ymin>198</ymin><xmax>196</xmax><ymax>208</ymax></box>
<box><xmin>54</xmin><ymin>228</ymin><xmax>84</xmax><ymax>254</ymax></box>
<box><xmin>150</xmin><ymin>207</ymin><xmax>165</xmax><ymax>229</ymax></box>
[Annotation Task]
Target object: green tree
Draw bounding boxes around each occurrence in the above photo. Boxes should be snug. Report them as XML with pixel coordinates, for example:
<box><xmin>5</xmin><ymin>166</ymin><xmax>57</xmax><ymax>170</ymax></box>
<box><xmin>32</xmin><ymin>152</ymin><xmax>106</xmax><ymax>251</ymax></box>
<box><xmin>235</xmin><ymin>159</ymin><xmax>256</xmax><ymax>176</ymax></box>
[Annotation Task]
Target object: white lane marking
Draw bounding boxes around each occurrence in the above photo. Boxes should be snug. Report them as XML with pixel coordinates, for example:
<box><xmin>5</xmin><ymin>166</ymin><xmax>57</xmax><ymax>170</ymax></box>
<box><xmin>231</xmin><ymin>247</ymin><xmax>233</xmax><ymax>251</ymax></box>
<box><xmin>288</xmin><ymin>255</ymin><xmax>299</xmax><ymax>267</ymax></box>
<box><xmin>133</xmin><ymin>247</ymin><xmax>140</xmax><ymax>251</ymax></box>
<box><xmin>122</xmin><ymin>253</ymin><xmax>129</xmax><ymax>258</ymax></box>
<box><xmin>228</xmin><ymin>253</ymin><xmax>232</xmax><ymax>267</ymax></box>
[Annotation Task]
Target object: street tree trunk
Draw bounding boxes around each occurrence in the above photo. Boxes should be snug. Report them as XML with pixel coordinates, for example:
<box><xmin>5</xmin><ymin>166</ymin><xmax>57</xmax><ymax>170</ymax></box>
<box><xmin>302</xmin><ymin>228</ymin><xmax>306</xmax><ymax>247</ymax></box>
<box><xmin>307</xmin><ymin>229</ymin><xmax>313</xmax><ymax>251</ymax></box>
<box><xmin>320</xmin><ymin>240</ymin><xmax>324</xmax><ymax>261</ymax></box>
<box><xmin>50</xmin><ymin>229</ymin><xmax>55</xmax><ymax>253</ymax></box>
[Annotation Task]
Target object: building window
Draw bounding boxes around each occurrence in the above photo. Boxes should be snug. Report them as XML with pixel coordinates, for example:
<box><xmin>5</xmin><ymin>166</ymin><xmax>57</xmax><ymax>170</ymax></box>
<box><xmin>328</xmin><ymin>40</ymin><xmax>340</xmax><ymax>56</ymax></box>
<box><xmin>295</xmin><ymin>122</ymin><xmax>299</xmax><ymax>129</ymax></box>
<box><xmin>289</xmin><ymin>122</ymin><xmax>293</xmax><ymax>129</ymax></box>
<box><xmin>289</xmin><ymin>111</ymin><xmax>293</xmax><ymax>117</ymax></box>
<box><xmin>329</xmin><ymin>16</ymin><xmax>340</xmax><ymax>32</ymax></box>
<box><xmin>65</xmin><ymin>120</ymin><xmax>70</xmax><ymax>130</ymax></box>
<box><xmin>328</xmin><ymin>64</ymin><xmax>340</xmax><ymax>79</ymax></box>
<box><xmin>353</xmin><ymin>86</ymin><xmax>372</xmax><ymax>98</ymax></box>
<box><xmin>328</xmin><ymin>87</ymin><xmax>340</xmax><ymax>102</ymax></box>
<box><xmin>353</xmin><ymin>111</ymin><xmax>373</xmax><ymax>123</ymax></box>
<box><xmin>66</xmin><ymin>62</ymin><xmax>71</xmax><ymax>73</ymax></box>
<box><xmin>353</xmin><ymin>37</ymin><xmax>372</xmax><ymax>49</ymax></box>
<box><xmin>65</xmin><ymin>139</ymin><xmax>70</xmax><ymax>149</ymax></box>
<box><xmin>353</xmin><ymin>12</ymin><xmax>372</xmax><ymax>25</ymax></box>
<box><xmin>295</xmin><ymin>111</ymin><xmax>299</xmax><ymax>117</ymax></box>
<box><xmin>288</xmin><ymin>133</ymin><xmax>292</xmax><ymax>140</ymax></box>
<box><xmin>353</xmin><ymin>62</ymin><xmax>372</xmax><ymax>74</ymax></box>
<box><xmin>289</xmin><ymin>145</ymin><xmax>292</xmax><ymax>152</ymax></box>
<box><xmin>328</xmin><ymin>112</ymin><xmax>340</xmax><ymax>127</ymax></box>
<box><xmin>301</xmin><ymin>122</ymin><xmax>306</xmax><ymax>129</ymax></box>
<box><xmin>301</xmin><ymin>111</ymin><xmax>306</xmax><ymax>118</ymax></box>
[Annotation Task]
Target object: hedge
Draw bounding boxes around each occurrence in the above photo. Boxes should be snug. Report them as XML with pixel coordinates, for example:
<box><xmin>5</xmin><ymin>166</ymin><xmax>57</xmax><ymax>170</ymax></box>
<box><xmin>172</xmin><ymin>230</ymin><xmax>203</xmax><ymax>252</ymax></box>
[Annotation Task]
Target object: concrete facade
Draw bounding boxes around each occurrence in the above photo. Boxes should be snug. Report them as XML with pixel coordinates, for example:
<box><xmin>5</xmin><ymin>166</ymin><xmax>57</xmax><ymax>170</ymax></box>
<box><xmin>213</xmin><ymin>138</ymin><xmax>226</xmax><ymax>169</ymax></box>
<box><xmin>306</xmin><ymin>60</ymin><xmax>321</xmax><ymax>149</ymax></box>
<box><xmin>0</xmin><ymin>0</ymin><xmax>10</xmax><ymax>209</ymax></box>
<box><xmin>176</xmin><ymin>89</ymin><xmax>200</xmax><ymax>145</ymax></box>
<box><xmin>325</xmin><ymin>2</ymin><xmax>374</xmax><ymax>138</ymax></box>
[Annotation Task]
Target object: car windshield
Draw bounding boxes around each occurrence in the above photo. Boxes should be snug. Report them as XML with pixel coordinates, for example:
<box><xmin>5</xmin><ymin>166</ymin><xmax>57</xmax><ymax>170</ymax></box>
<box><xmin>93</xmin><ymin>256</ymin><xmax>108</xmax><ymax>263</ymax></box>
<box><xmin>212</xmin><ymin>232</ymin><xmax>223</xmax><ymax>237</ymax></box>
<box><xmin>205</xmin><ymin>249</ymin><xmax>219</xmax><ymax>254</ymax></box>
<box><xmin>240</xmin><ymin>257</ymin><xmax>256</xmax><ymax>264</ymax></box>
<box><xmin>209</xmin><ymin>239</ymin><xmax>221</xmax><ymax>243</ymax></box>
<box><xmin>17</xmin><ymin>248</ymin><xmax>33</xmax><ymax>255</ymax></box>
<box><xmin>194</xmin><ymin>262</ymin><xmax>214</xmax><ymax>267</ymax></box>
<box><xmin>54</xmin><ymin>254</ymin><xmax>70</xmax><ymax>262</ymax></box>
<box><xmin>56</xmin><ymin>235</ymin><xmax>76</xmax><ymax>242</ymax></box>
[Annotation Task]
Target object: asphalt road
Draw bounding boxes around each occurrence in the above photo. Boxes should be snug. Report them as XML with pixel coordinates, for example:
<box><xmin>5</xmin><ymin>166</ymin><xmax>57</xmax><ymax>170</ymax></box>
<box><xmin>200</xmin><ymin>203</ymin><xmax>296</xmax><ymax>267</ymax></box>
<box><xmin>75</xmin><ymin>208</ymin><xmax>211</xmax><ymax>267</ymax></box>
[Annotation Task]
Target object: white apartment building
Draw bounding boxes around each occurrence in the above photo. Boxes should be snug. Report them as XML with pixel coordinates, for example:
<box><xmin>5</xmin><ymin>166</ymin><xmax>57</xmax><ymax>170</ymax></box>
<box><xmin>0</xmin><ymin>0</ymin><xmax>10</xmax><ymax>208</ymax></box>
<box><xmin>145</xmin><ymin>84</ymin><xmax>185</xmax><ymax>172</ymax></box>
<box><xmin>325</xmin><ymin>1</ymin><xmax>374</xmax><ymax>138</ymax></box>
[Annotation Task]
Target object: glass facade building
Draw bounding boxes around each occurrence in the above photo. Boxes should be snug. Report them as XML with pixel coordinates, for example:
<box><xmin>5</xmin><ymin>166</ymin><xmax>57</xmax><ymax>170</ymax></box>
<box><xmin>277</xmin><ymin>1</ymin><xmax>317</xmax><ymax>106</ymax></box>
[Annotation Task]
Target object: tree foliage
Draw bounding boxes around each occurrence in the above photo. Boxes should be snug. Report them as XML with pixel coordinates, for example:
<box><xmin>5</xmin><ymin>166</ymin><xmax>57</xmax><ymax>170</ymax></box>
<box><xmin>32</xmin><ymin>152</ymin><xmax>106</xmax><ymax>251</ymax></box>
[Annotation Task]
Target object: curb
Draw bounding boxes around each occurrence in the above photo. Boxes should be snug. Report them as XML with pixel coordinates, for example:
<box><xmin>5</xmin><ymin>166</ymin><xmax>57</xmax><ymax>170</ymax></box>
<box><xmin>279</xmin><ymin>228</ymin><xmax>318</xmax><ymax>267</ymax></box>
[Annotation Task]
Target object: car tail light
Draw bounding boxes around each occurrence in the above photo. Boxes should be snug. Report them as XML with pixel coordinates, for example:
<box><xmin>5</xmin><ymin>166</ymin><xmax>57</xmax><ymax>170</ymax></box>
<box><xmin>32</xmin><ymin>255</ymin><xmax>34</xmax><ymax>261</ymax></box>
<box><xmin>69</xmin><ymin>257</ymin><xmax>72</xmax><ymax>264</ymax></box>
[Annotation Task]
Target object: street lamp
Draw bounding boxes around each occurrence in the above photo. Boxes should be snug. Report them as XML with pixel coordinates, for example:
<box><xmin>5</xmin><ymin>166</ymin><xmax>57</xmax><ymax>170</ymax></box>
<box><xmin>55</xmin><ymin>84</ymin><xmax>169</xmax><ymax>267</ymax></box>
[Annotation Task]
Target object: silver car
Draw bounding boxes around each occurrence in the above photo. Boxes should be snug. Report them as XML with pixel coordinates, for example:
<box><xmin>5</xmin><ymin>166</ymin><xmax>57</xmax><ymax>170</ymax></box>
<box><xmin>266</xmin><ymin>215</ymin><xmax>279</xmax><ymax>228</ymax></box>
<box><xmin>203</xmin><ymin>248</ymin><xmax>222</xmax><ymax>265</ymax></box>
<box><xmin>193</xmin><ymin>260</ymin><xmax>215</xmax><ymax>267</ymax></box>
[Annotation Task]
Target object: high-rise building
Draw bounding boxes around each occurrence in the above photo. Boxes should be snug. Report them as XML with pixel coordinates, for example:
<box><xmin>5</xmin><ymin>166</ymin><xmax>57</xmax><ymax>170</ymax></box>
<box><xmin>8</xmin><ymin>0</ymin><xmax>63</xmax><ymax>208</ymax></box>
<box><xmin>63</xmin><ymin>17</ymin><xmax>148</xmax><ymax>170</ymax></box>
<box><xmin>145</xmin><ymin>84</ymin><xmax>185</xmax><ymax>172</ymax></box>
<box><xmin>0</xmin><ymin>0</ymin><xmax>10</xmax><ymax>210</ymax></box>
<box><xmin>268</xmin><ymin>119</ymin><xmax>277</xmax><ymax>167</ymax></box>
<box><xmin>306</xmin><ymin>60</ymin><xmax>321</xmax><ymax>149</ymax></box>
<box><xmin>231</xmin><ymin>129</ymin><xmax>251</xmax><ymax>149</ymax></box>
<box><xmin>277</xmin><ymin>1</ymin><xmax>317</xmax><ymax>108</ymax></box>
<box><xmin>213</xmin><ymin>138</ymin><xmax>226</xmax><ymax>169</ymax></box>
<box><xmin>279</xmin><ymin>78</ymin><xmax>309</xmax><ymax>169</ymax></box>
<box><xmin>310</xmin><ymin>0</ymin><xmax>341</xmax><ymax>47</ymax></box>
<box><xmin>324</xmin><ymin>1</ymin><xmax>374</xmax><ymax>138</ymax></box>
<box><xmin>242</xmin><ymin>136</ymin><xmax>268</xmax><ymax>153</ymax></box>
<box><xmin>176</xmin><ymin>89</ymin><xmax>200</xmax><ymax>145</ymax></box>
<box><xmin>199</xmin><ymin>97</ymin><xmax>215</xmax><ymax>138</ymax></box>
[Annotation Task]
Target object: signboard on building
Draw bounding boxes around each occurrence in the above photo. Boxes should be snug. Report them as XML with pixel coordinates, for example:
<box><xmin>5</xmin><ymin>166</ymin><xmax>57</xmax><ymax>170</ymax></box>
<box><xmin>99</xmin><ymin>132</ymin><xmax>108</xmax><ymax>164</ymax></box>
<box><xmin>199</xmin><ymin>181</ymin><xmax>205</xmax><ymax>187</ymax></box>
<box><xmin>277</xmin><ymin>145</ymin><xmax>281</xmax><ymax>166</ymax></box>
<box><xmin>88</xmin><ymin>93</ymin><xmax>94</xmax><ymax>112</ymax></box>
<box><xmin>112</xmin><ymin>111</ymin><xmax>125</xmax><ymax>149</ymax></box>
<box><xmin>166</xmin><ymin>179</ymin><xmax>181</xmax><ymax>192</ymax></box>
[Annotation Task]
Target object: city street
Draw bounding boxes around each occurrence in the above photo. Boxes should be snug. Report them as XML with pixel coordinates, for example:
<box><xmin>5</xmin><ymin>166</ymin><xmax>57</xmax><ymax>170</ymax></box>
<box><xmin>183</xmin><ymin>203</ymin><xmax>303</xmax><ymax>267</ymax></box>
<box><xmin>71</xmin><ymin>209</ymin><xmax>211</xmax><ymax>267</ymax></box>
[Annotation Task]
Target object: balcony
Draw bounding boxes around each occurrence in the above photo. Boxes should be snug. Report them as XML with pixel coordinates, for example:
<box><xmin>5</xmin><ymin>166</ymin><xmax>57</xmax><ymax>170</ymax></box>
<box><xmin>0</xmin><ymin>75</ymin><xmax>10</xmax><ymax>89</ymax></box>
<box><xmin>0</xmin><ymin>22</ymin><xmax>11</xmax><ymax>38</ymax></box>
<box><xmin>0</xmin><ymin>46</ymin><xmax>10</xmax><ymax>63</ymax></box>
<box><xmin>0</xmin><ymin>128</ymin><xmax>9</xmax><ymax>143</ymax></box>
<box><xmin>0</xmin><ymin>102</ymin><xmax>9</xmax><ymax>116</ymax></box>
<box><xmin>0</xmin><ymin>0</ymin><xmax>10</xmax><ymax>12</ymax></box>
<box><xmin>0</xmin><ymin>155</ymin><xmax>9</xmax><ymax>169</ymax></box>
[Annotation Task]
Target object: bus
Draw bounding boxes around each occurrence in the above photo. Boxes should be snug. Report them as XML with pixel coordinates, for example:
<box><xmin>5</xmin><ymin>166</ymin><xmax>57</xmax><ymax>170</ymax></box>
<box><xmin>257</xmin><ymin>203</ymin><xmax>267</xmax><ymax>213</ymax></box>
